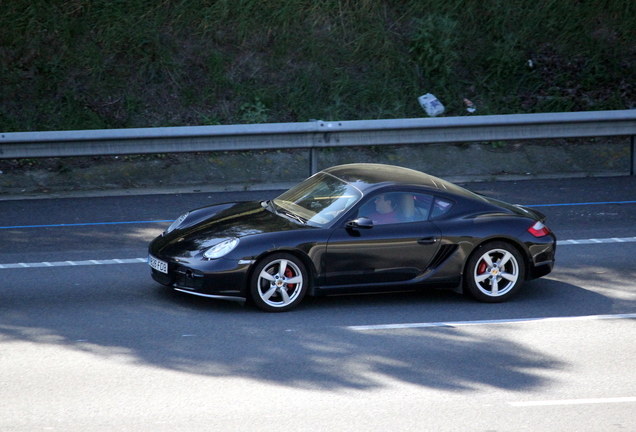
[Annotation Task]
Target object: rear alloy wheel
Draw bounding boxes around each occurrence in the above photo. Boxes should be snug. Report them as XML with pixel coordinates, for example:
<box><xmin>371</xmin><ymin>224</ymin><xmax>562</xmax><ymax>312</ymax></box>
<box><xmin>465</xmin><ymin>242</ymin><xmax>525</xmax><ymax>302</ymax></box>
<box><xmin>250</xmin><ymin>253</ymin><xmax>308</xmax><ymax>312</ymax></box>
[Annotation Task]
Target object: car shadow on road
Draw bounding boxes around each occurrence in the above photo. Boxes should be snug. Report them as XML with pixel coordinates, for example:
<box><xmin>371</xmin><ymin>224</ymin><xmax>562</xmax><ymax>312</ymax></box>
<box><xmin>0</xmin><ymin>268</ymin><xmax>622</xmax><ymax>394</ymax></box>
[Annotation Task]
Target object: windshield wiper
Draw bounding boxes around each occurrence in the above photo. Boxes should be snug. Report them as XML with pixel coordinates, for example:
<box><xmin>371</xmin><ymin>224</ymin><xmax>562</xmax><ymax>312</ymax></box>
<box><xmin>267</xmin><ymin>200</ymin><xmax>306</xmax><ymax>225</ymax></box>
<box><xmin>265</xmin><ymin>199</ymin><xmax>279</xmax><ymax>213</ymax></box>
<box><xmin>281</xmin><ymin>210</ymin><xmax>306</xmax><ymax>225</ymax></box>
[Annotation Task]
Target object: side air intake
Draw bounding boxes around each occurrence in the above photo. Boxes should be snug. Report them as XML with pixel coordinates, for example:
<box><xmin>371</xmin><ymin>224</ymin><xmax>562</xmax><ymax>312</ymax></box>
<box><xmin>428</xmin><ymin>244</ymin><xmax>458</xmax><ymax>269</ymax></box>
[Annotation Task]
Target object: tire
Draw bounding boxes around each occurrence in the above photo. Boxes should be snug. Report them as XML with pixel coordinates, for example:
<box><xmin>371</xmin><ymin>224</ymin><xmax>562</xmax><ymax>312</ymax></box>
<box><xmin>250</xmin><ymin>253</ymin><xmax>308</xmax><ymax>312</ymax></box>
<box><xmin>464</xmin><ymin>241</ymin><xmax>525</xmax><ymax>303</ymax></box>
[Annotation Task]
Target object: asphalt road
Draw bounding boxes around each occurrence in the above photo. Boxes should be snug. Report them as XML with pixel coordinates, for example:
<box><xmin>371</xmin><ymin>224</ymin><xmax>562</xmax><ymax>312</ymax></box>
<box><xmin>1</xmin><ymin>176</ymin><xmax>635</xmax><ymax>431</ymax></box>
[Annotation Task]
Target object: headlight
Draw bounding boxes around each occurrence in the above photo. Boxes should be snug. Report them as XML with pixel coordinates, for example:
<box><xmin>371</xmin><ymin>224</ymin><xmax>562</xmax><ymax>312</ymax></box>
<box><xmin>203</xmin><ymin>238</ymin><xmax>239</xmax><ymax>259</ymax></box>
<box><xmin>164</xmin><ymin>212</ymin><xmax>189</xmax><ymax>235</ymax></box>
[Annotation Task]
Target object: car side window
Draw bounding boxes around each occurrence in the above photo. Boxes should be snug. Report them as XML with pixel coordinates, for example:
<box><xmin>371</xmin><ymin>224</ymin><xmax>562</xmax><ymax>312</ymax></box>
<box><xmin>357</xmin><ymin>192</ymin><xmax>435</xmax><ymax>225</ymax></box>
<box><xmin>430</xmin><ymin>197</ymin><xmax>454</xmax><ymax>219</ymax></box>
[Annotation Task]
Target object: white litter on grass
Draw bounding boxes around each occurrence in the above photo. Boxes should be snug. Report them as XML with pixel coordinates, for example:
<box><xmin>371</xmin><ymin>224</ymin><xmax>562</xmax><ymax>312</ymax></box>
<box><xmin>418</xmin><ymin>93</ymin><xmax>445</xmax><ymax>117</ymax></box>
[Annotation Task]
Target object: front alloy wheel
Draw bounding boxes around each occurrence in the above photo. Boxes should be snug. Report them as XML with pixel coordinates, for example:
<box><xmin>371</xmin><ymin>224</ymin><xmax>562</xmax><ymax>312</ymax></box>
<box><xmin>465</xmin><ymin>241</ymin><xmax>525</xmax><ymax>302</ymax></box>
<box><xmin>250</xmin><ymin>253</ymin><xmax>308</xmax><ymax>312</ymax></box>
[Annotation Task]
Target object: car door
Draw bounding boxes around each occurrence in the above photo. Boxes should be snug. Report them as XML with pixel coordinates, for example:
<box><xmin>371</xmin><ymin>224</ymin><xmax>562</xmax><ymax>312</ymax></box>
<box><xmin>323</xmin><ymin>192</ymin><xmax>442</xmax><ymax>288</ymax></box>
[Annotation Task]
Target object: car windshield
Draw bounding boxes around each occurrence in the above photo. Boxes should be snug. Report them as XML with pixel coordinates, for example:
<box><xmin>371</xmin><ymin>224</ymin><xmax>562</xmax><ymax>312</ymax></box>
<box><xmin>273</xmin><ymin>172</ymin><xmax>363</xmax><ymax>227</ymax></box>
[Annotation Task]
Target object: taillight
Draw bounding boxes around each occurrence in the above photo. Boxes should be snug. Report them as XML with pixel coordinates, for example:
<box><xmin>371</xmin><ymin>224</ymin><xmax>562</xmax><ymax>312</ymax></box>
<box><xmin>528</xmin><ymin>221</ymin><xmax>551</xmax><ymax>237</ymax></box>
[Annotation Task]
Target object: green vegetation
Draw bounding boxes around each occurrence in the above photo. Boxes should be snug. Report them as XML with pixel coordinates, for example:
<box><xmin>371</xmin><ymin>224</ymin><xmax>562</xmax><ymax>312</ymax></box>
<box><xmin>1</xmin><ymin>0</ymin><xmax>635</xmax><ymax>132</ymax></box>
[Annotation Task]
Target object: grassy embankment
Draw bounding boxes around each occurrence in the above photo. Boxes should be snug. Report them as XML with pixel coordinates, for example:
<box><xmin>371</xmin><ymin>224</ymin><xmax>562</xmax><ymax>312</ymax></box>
<box><xmin>1</xmin><ymin>0</ymin><xmax>635</xmax><ymax>133</ymax></box>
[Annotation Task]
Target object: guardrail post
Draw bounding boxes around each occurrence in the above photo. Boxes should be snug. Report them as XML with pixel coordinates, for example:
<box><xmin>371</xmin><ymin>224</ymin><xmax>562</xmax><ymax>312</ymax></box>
<box><xmin>309</xmin><ymin>148</ymin><xmax>319</xmax><ymax>176</ymax></box>
<box><xmin>631</xmin><ymin>135</ymin><xmax>635</xmax><ymax>176</ymax></box>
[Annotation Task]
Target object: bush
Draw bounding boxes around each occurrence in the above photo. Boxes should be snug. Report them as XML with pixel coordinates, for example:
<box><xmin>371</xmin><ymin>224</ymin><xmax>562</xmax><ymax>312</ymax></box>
<box><xmin>0</xmin><ymin>0</ymin><xmax>634</xmax><ymax>131</ymax></box>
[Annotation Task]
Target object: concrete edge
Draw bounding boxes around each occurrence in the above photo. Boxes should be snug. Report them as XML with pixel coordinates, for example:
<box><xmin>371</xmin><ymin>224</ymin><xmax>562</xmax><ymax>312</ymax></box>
<box><xmin>0</xmin><ymin>171</ymin><xmax>628</xmax><ymax>201</ymax></box>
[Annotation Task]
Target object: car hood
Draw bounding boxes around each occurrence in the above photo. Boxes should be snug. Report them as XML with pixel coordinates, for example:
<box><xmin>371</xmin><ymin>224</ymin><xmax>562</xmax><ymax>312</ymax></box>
<box><xmin>156</xmin><ymin>201</ymin><xmax>311</xmax><ymax>256</ymax></box>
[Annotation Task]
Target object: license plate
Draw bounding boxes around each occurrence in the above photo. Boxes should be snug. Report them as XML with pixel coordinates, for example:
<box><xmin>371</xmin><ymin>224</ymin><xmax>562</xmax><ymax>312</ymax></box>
<box><xmin>148</xmin><ymin>255</ymin><xmax>168</xmax><ymax>274</ymax></box>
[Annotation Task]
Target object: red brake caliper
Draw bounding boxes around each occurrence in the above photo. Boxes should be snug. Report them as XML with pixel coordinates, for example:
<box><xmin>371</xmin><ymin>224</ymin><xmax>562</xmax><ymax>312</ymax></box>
<box><xmin>284</xmin><ymin>267</ymin><xmax>296</xmax><ymax>290</ymax></box>
<box><xmin>477</xmin><ymin>260</ymin><xmax>488</xmax><ymax>275</ymax></box>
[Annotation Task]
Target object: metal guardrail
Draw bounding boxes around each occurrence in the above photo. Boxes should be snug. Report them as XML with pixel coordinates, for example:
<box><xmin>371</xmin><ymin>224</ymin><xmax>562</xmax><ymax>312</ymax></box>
<box><xmin>1</xmin><ymin>109</ymin><xmax>635</xmax><ymax>175</ymax></box>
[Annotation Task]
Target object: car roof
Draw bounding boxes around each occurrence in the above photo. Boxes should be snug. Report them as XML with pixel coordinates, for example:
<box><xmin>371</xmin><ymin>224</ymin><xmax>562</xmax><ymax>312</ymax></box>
<box><xmin>322</xmin><ymin>163</ymin><xmax>474</xmax><ymax>196</ymax></box>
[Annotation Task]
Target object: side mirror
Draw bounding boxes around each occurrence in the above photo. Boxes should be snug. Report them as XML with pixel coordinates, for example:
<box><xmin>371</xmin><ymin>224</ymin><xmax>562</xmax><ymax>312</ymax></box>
<box><xmin>346</xmin><ymin>217</ymin><xmax>374</xmax><ymax>229</ymax></box>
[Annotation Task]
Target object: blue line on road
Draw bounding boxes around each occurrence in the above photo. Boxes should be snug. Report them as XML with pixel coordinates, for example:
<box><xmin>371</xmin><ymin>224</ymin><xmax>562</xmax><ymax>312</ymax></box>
<box><xmin>0</xmin><ymin>220</ymin><xmax>173</xmax><ymax>229</ymax></box>
<box><xmin>526</xmin><ymin>200</ymin><xmax>636</xmax><ymax>207</ymax></box>
<box><xmin>1</xmin><ymin>200</ymin><xmax>635</xmax><ymax>229</ymax></box>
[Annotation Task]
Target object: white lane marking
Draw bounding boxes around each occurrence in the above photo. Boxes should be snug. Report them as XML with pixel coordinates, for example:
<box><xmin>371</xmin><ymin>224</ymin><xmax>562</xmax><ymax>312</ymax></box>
<box><xmin>348</xmin><ymin>313</ymin><xmax>636</xmax><ymax>331</ymax></box>
<box><xmin>0</xmin><ymin>258</ymin><xmax>147</xmax><ymax>269</ymax></box>
<box><xmin>558</xmin><ymin>236</ymin><xmax>636</xmax><ymax>245</ymax></box>
<box><xmin>510</xmin><ymin>397</ymin><xmax>636</xmax><ymax>407</ymax></box>
<box><xmin>0</xmin><ymin>236</ymin><xmax>634</xmax><ymax>270</ymax></box>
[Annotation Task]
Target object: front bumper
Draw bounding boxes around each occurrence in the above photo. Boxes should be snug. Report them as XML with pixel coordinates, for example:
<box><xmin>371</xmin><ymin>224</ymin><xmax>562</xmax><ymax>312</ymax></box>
<box><xmin>149</xmin><ymin>253</ymin><xmax>252</xmax><ymax>300</ymax></box>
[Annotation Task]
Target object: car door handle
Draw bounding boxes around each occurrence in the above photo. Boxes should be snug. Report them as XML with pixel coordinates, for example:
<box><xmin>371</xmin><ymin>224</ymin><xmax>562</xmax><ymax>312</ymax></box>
<box><xmin>418</xmin><ymin>236</ymin><xmax>438</xmax><ymax>245</ymax></box>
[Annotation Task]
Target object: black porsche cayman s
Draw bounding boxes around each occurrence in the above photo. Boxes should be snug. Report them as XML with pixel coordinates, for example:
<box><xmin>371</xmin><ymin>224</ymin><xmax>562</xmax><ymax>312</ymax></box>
<box><xmin>148</xmin><ymin>163</ymin><xmax>556</xmax><ymax>312</ymax></box>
